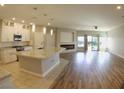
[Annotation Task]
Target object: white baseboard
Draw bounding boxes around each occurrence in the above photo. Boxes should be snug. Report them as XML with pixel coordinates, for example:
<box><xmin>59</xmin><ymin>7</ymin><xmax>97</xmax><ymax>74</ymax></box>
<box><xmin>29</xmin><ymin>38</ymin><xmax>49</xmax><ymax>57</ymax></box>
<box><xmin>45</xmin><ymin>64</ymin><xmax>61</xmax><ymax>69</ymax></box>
<box><xmin>20</xmin><ymin>61</ymin><xmax>60</xmax><ymax>78</ymax></box>
<box><xmin>42</xmin><ymin>61</ymin><xmax>59</xmax><ymax>77</ymax></box>
<box><xmin>109</xmin><ymin>50</ymin><xmax>124</xmax><ymax>59</ymax></box>
<box><xmin>20</xmin><ymin>68</ymin><xmax>42</xmax><ymax>77</ymax></box>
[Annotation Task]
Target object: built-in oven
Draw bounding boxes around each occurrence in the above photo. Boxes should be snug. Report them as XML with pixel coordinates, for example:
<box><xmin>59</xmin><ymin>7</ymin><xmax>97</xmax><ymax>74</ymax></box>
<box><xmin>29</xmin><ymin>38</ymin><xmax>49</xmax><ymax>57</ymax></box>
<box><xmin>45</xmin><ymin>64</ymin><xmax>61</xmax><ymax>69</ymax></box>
<box><xmin>14</xmin><ymin>34</ymin><xmax>22</xmax><ymax>41</ymax></box>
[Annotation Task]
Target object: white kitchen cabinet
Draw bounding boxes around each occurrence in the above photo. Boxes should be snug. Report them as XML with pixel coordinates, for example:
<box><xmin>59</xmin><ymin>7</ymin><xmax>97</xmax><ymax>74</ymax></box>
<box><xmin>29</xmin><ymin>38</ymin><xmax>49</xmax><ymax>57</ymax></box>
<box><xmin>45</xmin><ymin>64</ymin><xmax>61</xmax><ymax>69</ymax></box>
<box><xmin>24</xmin><ymin>29</ymin><xmax>30</xmax><ymax>41</ymax></box>
<box><xmin>1</xmin><ymin>28</ymin><xmax>14</xmax><ymax>42</ymax></box>
<box><xmin>21</xmin><ymin>29</ymin><xmax>26</xmax><ymax>41</ymax></box>
<box><xmin>21</xmin><ymin>29</ymin><xmax>30</xmax><ymax>41</ymax></box>
<box><xmin>1</xmin><ymin>30</ymin><xmax>8</xmax><ymax>42</ymax></box>
<box><xmin>0</xmin><ymin>48</ymin><xmax>17</xmax><ymax>64</ymax></box>
<box><xmin>0</xmin><ymin>20</ymin><xmax>31</xmax><ymax>42</ymax></box>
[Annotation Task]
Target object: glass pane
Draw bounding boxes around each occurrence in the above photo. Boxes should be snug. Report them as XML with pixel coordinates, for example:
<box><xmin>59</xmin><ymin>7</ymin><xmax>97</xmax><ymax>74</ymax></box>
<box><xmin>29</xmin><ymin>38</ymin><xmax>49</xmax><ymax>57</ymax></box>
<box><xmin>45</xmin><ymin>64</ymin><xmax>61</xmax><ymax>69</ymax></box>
<box><xmin>92</xmin><ymin>37</ymin><xmax>98</xmax><ymax>51</ymax></box>
<box><xmin>77</xmin><ymin>36</ymin><xmax>84</xmax><ymax>47</ymax></box>
<box><xmin>88</xmin><ymin>36</ymin><xmax>92</xmax><ymax>51</ymax></box>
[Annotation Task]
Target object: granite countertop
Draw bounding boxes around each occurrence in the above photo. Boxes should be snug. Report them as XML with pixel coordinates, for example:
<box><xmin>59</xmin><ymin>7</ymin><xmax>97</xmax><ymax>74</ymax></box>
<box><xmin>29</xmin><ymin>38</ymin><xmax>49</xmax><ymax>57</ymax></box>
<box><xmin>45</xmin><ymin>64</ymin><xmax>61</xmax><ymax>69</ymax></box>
<box><xmin>0</xmin><ymin>68</ymin><xmax>11</xmax><ymax>81</ymax></box>
<box><xmin>16</xmin><ymin>47</ymin><xmax>65</xmax><ymax>60</ymax></box>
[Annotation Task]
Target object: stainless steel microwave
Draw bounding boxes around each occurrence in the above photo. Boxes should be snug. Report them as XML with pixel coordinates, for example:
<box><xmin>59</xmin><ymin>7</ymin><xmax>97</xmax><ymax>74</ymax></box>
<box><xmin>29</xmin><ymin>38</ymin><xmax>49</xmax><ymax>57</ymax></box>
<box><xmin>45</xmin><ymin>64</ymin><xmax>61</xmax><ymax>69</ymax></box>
<box><xmin>14</xmin><ymin>34</ymin><xmax>22</xmax><ymax>41</ymax></box>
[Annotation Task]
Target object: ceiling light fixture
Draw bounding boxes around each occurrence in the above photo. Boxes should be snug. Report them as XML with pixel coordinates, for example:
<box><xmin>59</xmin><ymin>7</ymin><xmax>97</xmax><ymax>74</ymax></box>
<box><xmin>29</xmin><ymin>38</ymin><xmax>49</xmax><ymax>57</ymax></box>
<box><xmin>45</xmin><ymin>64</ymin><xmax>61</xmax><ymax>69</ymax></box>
<box><xmin>43</xmin><ymin>27</ymin><xmax>46</xmax><ymax>35</ymax></box>
<box><xmin>33</xmin><ymin>7</ymin><xmax>37</xmax><ymax>10</ymax></box>
<box><xmin>50</xmin><ymin>29</ymin><xmax>53</xmax><ymax>36</ymax></box>
<box><xmin>32</xmin><ymin>24</ymin><xmax>35</xmax><ymax>32</ymax></box>
<box><xmin>12</xmin><ymin>17</ymin><xmax>15</xmax><ymax>21</ymax></box>
<box><xmin>30</xmin><ymin>22</ymin><xmax>33</xmax><ymax>25</ymax></box>
<box><xmin>48</xmin><ymin>22</ymin><xmax>51</xmax><ymax>26</ymax></box>
<box><xmin>22</xmin><ymin>20</ymin><xmax>25</xmax><ymax>23</ymax></box>
<box><xmin>94</xmin><ymin>26</ymin><xmax>98</xmax><ymax>29</ymax></box>
<box><xmin>116</xmin><ymin>6</ymin><xmax>122</xmax><ymax>10</ymax></box>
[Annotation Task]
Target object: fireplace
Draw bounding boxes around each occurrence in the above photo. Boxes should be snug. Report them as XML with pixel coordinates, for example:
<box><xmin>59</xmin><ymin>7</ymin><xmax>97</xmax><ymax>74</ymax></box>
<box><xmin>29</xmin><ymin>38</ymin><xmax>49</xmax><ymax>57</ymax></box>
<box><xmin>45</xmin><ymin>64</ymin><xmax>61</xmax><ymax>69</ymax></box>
<box><xmin>60</xmin><ymin>44</ymin><xmax>75</xmax><ymax>50</ymax></box>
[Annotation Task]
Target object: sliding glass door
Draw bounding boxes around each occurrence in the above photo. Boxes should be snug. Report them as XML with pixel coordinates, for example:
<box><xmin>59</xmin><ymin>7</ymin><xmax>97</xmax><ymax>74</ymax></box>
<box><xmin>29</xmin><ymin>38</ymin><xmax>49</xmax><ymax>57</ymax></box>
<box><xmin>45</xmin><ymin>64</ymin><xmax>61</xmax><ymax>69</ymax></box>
<box><xmin>88</xmin><ymin>36</ymin><xmax>98</xmax><ymax>51</ymax></box>
<box><xmin>77</xmin><ymin>35</ymin><xmax>107</xmax><ymax>51</ymax></box>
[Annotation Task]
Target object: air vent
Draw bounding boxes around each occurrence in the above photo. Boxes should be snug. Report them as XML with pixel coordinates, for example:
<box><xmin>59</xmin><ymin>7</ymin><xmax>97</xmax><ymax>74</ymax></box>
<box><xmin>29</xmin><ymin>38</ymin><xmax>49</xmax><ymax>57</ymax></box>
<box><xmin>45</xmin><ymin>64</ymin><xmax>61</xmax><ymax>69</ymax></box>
<box><xmin>33</xmin><ymin>7</ymin><xmax>38</xmax><ymax>10</ymax></box>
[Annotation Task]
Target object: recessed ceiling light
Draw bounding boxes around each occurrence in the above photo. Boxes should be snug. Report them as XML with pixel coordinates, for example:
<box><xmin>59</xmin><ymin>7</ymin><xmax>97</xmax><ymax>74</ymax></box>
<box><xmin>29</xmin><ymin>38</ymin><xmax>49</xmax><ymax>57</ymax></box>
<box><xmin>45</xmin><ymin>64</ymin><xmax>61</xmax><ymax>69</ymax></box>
<box><xmin>43</xmin><ymin>27</ymin><xmax>46</xmax><ymax>35</ymax></box>
<box><xmin>48</xmin><ymin>23</ymin><xmax>51</xmax><ymax>26</ymax></box>
<box><xmin>30</xmin><ymin>22</ymin><xmax>33</xmax><ymax>25</ymax></box>
<box><xmin>0</xmin><ymin>4</ymin><xmax>4</xmax><ymax>7</ymax></box>
<box><xmin>50</xmin><ymin>29</ymin><xmax>53</xmax><ymax>36</ymax></box>
<box><xmin>32</xmin><ymin>24</ymin><xmax>36</xmax><ymax>32</ymax></box>
<box><xmin>21</xmin><ymin>20</ymin><xmax>25</xmax><ymax>23</ymax></box>
<box><xmin>12</xmin><ymin>17</ymin><xmax>15</xmax><ymax>21</ymax></box>
<box><xmin>116</xmin><ymin>6</ymin><xmax>122</xmax><ymax>10</ymax></box>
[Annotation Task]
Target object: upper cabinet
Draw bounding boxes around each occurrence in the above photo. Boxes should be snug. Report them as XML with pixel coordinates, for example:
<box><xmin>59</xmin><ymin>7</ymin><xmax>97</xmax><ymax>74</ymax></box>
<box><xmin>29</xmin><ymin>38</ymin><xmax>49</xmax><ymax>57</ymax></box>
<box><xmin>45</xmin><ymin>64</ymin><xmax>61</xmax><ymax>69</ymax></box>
<box><xmin>0</xmin><ymin>20</ymin><xmax>31</xmax><ymax>42</ymax></box>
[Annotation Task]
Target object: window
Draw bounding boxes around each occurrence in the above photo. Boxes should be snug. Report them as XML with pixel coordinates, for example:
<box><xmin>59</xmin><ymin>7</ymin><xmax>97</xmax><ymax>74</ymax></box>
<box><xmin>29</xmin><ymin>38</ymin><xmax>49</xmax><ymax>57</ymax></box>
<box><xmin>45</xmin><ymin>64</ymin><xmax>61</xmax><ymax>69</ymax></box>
<box><xmin>77</xmin><ymin>36</ymin><xmax>84</xmax><ymax>47</ymax></box>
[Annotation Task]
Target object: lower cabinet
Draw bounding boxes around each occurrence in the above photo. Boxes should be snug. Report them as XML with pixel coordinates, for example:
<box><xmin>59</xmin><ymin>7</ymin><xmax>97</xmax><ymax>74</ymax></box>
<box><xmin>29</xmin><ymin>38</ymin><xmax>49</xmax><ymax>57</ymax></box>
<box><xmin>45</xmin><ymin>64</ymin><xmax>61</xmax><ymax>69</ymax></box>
<box><xmin>0</xmin><ymin>48</ymin><xmax>17</xmax><ymax>64</ymax></box>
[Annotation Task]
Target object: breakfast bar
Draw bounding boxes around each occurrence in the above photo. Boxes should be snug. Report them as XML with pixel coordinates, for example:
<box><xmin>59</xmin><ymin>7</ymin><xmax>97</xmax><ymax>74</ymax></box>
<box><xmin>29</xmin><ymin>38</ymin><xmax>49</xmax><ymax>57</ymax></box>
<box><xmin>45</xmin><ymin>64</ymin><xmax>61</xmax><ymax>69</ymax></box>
<box><xmin>17</xmin><ymin>48</ymin><xmax>64</xmax><ymax>77</ymax></box>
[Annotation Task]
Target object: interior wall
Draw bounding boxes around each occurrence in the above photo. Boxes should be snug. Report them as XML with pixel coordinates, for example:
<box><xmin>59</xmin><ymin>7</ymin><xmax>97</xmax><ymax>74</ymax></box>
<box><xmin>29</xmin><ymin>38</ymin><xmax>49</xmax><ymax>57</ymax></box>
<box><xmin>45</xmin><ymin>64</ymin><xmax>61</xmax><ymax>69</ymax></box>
<box><xmin>108</xmin><ymin>25</ymin><xmax>124</xmax><ymax>58</ymax></box>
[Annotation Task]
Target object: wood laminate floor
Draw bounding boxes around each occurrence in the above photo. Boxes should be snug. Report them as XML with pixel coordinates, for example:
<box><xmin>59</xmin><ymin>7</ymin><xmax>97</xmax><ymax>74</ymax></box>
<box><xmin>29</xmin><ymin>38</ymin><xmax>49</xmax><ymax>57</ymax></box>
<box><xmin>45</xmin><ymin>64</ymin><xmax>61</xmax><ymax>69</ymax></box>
<box><xmin>51</xmin><ymin>51</ymin><xmax>124</xmax><ymax>89</ymax></box>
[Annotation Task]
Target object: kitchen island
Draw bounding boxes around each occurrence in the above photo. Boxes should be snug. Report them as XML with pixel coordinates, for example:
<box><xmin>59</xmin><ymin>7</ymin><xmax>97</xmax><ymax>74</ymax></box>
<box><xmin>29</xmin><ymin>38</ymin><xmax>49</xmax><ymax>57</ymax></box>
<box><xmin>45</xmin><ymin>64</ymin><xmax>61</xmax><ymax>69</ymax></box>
<box><xmin>17</xmin><ymin>48</ymin><xmax>64</xmax><ymax>77</ymax></box>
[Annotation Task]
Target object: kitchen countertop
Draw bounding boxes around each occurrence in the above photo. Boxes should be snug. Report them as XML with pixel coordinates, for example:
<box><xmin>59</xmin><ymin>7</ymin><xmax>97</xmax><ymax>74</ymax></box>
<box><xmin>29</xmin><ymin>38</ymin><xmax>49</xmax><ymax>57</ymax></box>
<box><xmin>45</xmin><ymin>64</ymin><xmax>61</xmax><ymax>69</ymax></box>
<box><xmin>16</xmin><ymin>47</ymin><xmax>65</xmax><ymax>60</ymax></box>
<box><xmin>0</xmin><ymin>68</ymin><xmax>11</xmax><ymax>81</ymax></box>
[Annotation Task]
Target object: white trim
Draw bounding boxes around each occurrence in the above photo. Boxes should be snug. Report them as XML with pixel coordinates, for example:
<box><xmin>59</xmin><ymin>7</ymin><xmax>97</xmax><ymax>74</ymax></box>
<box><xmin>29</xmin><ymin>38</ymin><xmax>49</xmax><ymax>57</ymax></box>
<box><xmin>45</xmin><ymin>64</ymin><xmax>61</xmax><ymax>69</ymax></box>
<box><xmin>109</xmin><ymin>50</ymin><xmax>124</xmax><ymax>59</ymax></box>
<box><xmin>20</xmin><ymin>61</ymin><xmax>60</xmax><ymax>77</ymax></box>
<box><xmin>42</xmin><ymin>61</ymin><xmax>59</xmax><ymax>77</ymax></box>
<box><xmin>20</xmin><ymin>68</ymin><xmax>42</xmax><ymax>77</ymax></box>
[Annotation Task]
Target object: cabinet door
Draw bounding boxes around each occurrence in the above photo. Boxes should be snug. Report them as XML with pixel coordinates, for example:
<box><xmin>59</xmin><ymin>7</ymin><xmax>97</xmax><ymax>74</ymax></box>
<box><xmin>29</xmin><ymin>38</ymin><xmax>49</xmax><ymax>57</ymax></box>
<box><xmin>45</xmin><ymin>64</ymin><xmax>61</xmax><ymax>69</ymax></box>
<box><xmin>1</xmin><ymin>49</ymin><xmax>17</xmax><ymax>63</ymax></box>
<box><xmin>1</xmin><ymin>28</ymin><xmax>14</xmax><ymax>42</ymax></box>
<box><xmin>25</xmin><ymin>29</ymin><xmax>30</xmax><ymax>41</ymax></box>
<box><xmin>8</xmin><ymin>29</ymin><xmax>14</xmax><ymax>41</ymax></box>
<box><xmin>1</xmin><ymin>30</ymin><xmax>8</xmax><ymax>42</ymax></box>
<box><xmin>21</xmin><ymin>29</ymin><xmax>26</xmax><ymax>41</ymax></box>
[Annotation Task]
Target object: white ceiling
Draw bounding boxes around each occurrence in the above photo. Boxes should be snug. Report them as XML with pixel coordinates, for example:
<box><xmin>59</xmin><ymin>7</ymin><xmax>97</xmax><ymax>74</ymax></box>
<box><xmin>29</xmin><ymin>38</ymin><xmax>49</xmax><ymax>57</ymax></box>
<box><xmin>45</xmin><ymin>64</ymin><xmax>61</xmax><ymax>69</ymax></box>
<box><xmin>0</xmin><ymin>4</ymin><xmax>124</xmax><ymax>31</ymax></box>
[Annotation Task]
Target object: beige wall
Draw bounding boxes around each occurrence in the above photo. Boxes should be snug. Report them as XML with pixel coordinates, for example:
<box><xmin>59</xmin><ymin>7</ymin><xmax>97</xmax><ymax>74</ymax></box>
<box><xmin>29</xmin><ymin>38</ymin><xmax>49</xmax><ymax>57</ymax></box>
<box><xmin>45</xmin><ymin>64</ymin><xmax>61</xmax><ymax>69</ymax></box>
<box><xmin>108</xmin><ymin>25</ymin><xmax>124</xmax><ymax>58</ymax></box>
